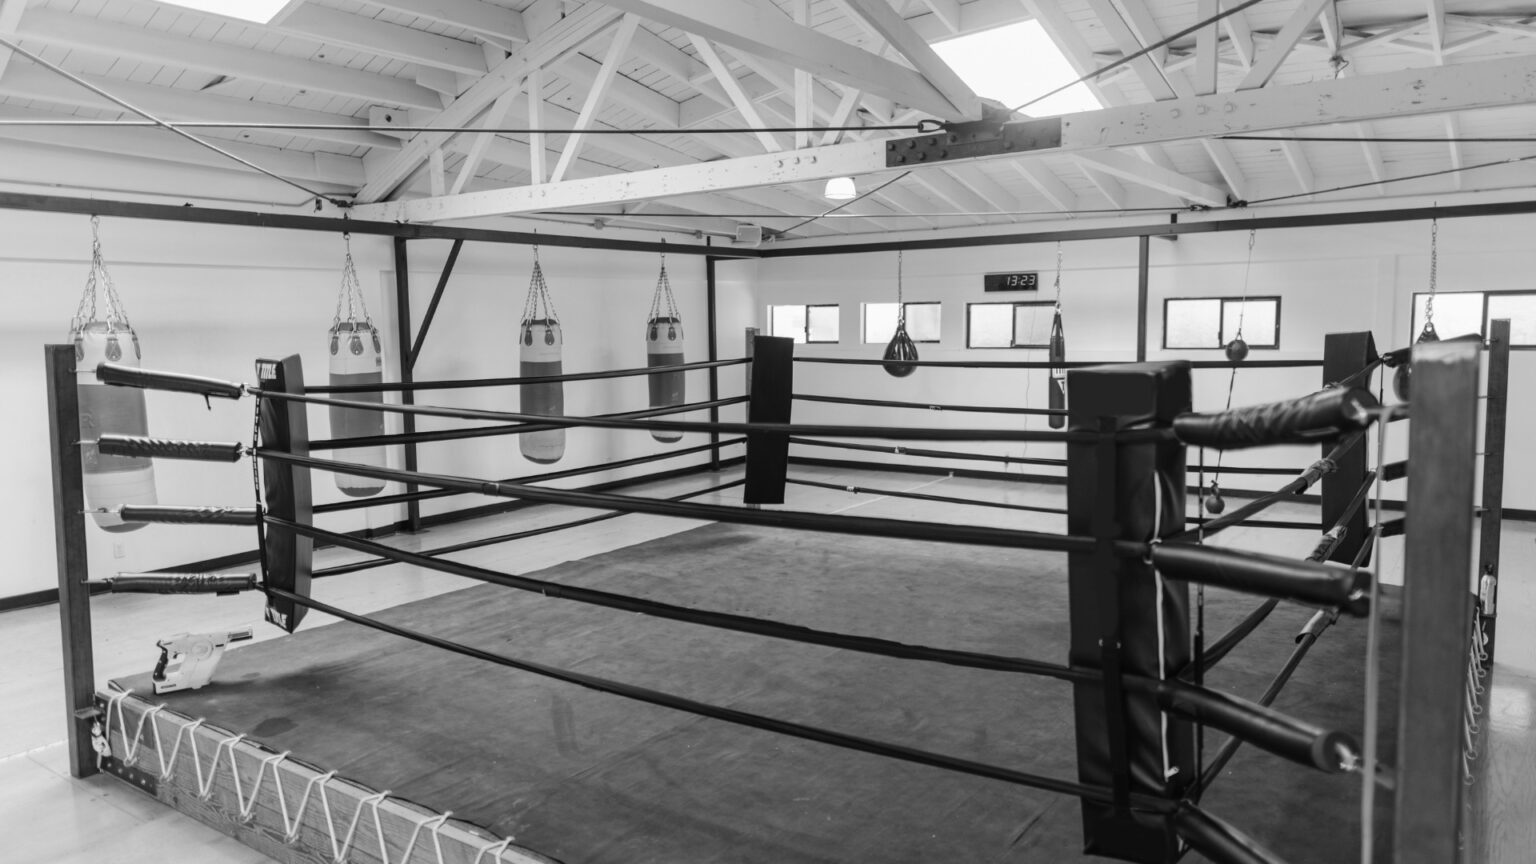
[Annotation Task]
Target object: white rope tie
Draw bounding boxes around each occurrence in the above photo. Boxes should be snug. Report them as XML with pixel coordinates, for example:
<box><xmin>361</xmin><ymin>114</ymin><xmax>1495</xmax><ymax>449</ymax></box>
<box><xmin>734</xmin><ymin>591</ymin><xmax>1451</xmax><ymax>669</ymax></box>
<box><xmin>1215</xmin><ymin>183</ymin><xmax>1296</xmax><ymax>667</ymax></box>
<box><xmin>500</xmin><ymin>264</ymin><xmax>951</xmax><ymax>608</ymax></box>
<box><xmin>100</xmin><ymin>695</ymin><xmax>520</xmax><ymax>864</ymax></box>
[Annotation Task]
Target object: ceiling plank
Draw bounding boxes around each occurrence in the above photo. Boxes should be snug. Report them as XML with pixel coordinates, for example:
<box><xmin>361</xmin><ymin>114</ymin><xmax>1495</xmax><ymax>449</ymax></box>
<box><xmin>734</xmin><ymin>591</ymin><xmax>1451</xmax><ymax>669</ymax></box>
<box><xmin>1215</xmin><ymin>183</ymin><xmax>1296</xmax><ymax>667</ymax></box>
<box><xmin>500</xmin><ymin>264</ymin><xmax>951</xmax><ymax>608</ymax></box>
<box><xmin>356</xmin><ymin>3</ymin><xmax>623</xmax><ymax>202</ymax></box>
<box><xmin>1011</xmin><ymin>160</ymin><xmax>1078</xmax><ymax>212</ymax></box>
<box><xmin>452</xmin><ymin>84</ymin><xmax>520</xmax><ymax>194</ymax></box>
<box><xmin>355</xmin><ymin>54</ymin><xmax>1536</xmax><ymax>222</ymax></box>
<box><xmin>1237</xmin><ymin>0</ymin><xmax>1331</xmax><ymax>90</ymax></box>
<box><xmin>821</xmin><ymin>85</ymin><xmax>863</xmax><ymax>146</ymax></box>
<box><xmin>551</xmin><ymin>15</ymin><xmax>640</xmax><ymax>184</ymax></box>
<box><xmin>691</xmin><ymin>36</ymin><xmax>784</xmax><ymax>152</ymax></box>
<box><xmin>793</xmin><ymin>0</ymin><xmax>812</xmax><ymax>150</ymax></box>
<box><xmin>1073</xmin><ymin>160</ymin><xmax>1125</xmax><ymax>209</ymax></box>
<box><xmin>271</xmin><ymin>4</ymin><xmax>487</xmax><ymax>75</ymax></box>
<box><xmin>357</xmin><ymin>0</ymin><xmax>527</xmax><ymax>44</ymax></box>
<box><xmin>555</xmin><ymin>49</ymin><xmax>681</xmax><ymax>127</ymax></box>
<box><xmin>1222</xmin><ymin>0</ymin><xmax>1257</xmax><ymax>69</ymax></box>
<box><xmin>1276</xmin><ymin>137</ymin><xmax>1315</xmax><ymax>195</ymax></box>
<box><xmin>834</xmin><ymin>0</ymin><xmax>980</xmax><ymax>118</ymax></box>
<box><xmin>1075</xmin><ymin>150</ymin><xmax>1226</xmax><ymax>206</ymax></box>
<box><xmin>591</xmin><ymin>0</ymin><xmax>974</xmax><ymax>120</ymax></box>
<box><xmin>16</xmin><ymin>8</ymin><xmax>442</xmax><ymax>110</ymax></box>
<box><xmin>0</xmin><ymin>0</ymin><xmax>27</xmax><ymax>82</ymax></box>
<box><xmin>0</xmin><ymin>65</ymin><xmax>400</xmax><ymax>152</ymax></box>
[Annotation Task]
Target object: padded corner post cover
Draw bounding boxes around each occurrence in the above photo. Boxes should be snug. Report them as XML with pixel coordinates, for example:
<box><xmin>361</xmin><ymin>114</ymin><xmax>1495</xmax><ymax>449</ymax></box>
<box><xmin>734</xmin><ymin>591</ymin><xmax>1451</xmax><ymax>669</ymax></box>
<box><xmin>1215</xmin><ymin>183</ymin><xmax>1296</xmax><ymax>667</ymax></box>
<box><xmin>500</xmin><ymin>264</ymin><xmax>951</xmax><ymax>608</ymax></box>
<box><xmin>1065</xmin><ymin>361</ymin><xmax>1194</xmax><ymax>864</ymax></box>
<box><xmin>257</xmin><ymin>355</ymin><xmax>313</xmax><ymax>633</ymax></box>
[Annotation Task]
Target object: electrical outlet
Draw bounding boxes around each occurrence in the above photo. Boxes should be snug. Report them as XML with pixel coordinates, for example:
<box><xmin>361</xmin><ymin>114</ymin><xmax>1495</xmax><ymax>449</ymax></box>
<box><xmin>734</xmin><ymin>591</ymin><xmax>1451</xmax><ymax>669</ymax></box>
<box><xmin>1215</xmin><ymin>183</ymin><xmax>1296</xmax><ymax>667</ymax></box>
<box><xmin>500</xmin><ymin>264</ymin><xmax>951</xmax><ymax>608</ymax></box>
<box><xmin>112</xmin><ymin>543</ymin><xmax>125</xmax><ymax>559</ymax></box>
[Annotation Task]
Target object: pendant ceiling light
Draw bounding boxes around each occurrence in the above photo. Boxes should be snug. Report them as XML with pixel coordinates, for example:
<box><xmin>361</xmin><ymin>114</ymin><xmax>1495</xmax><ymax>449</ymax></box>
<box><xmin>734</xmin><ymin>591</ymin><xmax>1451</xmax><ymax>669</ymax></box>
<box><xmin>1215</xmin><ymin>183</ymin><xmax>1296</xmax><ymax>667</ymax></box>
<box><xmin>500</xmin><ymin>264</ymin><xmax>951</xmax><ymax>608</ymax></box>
<box><xmin>823</xmin><ymin>177</ymin><xmax>857</xmax><ymax>200</ymax></box>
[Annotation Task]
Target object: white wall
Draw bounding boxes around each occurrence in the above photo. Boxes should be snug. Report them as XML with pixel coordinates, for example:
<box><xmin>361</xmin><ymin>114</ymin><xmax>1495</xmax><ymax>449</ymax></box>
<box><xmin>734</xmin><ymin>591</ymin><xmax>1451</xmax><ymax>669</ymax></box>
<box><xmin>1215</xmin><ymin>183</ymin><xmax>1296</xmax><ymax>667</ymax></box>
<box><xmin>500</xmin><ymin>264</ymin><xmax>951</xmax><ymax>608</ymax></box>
<box><xmin>1</xmin><ymin>211</ymin><xmax>720</xmax><ymax>600</ymax></box>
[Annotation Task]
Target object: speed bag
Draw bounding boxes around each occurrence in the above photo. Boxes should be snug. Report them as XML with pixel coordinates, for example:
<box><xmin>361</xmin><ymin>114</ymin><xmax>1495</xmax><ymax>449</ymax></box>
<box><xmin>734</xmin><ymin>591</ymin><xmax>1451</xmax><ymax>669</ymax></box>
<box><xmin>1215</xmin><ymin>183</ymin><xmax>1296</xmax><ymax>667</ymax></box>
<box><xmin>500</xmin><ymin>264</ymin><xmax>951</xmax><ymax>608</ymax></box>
<box><xmin>328</xmin><ymin>321</ymin><xmax>387</xmax><ymax>498</ymax></box>
<box><xmin>520</xmin><ymin>318</ymin><xmax>565</xmax><ymax>464</ymax></box>
<box><xmin>646</xmin><ymin>316</ymin><xmax>685</xmax><ymax>443</ymax></box>
<box><xmin>75</xmin><ymin>323</ymin><xmax>156</xmax><ymax>532</ymax></box>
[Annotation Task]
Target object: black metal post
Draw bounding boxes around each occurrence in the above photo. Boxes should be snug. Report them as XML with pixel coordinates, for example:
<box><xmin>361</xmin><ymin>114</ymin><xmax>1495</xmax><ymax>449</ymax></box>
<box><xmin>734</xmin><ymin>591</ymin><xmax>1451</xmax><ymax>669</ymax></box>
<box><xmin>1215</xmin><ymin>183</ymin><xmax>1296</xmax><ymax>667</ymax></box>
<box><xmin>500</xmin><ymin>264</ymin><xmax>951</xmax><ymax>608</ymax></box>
<box><xmin>1136</xmin><ymin>236</ymin><xmax>1149</xmax><ymax>362</ymax></box>
<box><xmin>1394</xmin><ymin>337</ymin><xmax>1481</xmax><ymax>864</ymax></box>
<box><xmin>45</xmin><ymin>344</ymin><xmax>97</xmax><ymax>779</ymax></box>
<box><xmin>1478</xmin><ymin>319</ymin><xmax>1510</xmax><ymax>669</ymax></box>
<box><xmin>408</xmin><ymin>238</ymin><xmax>463</xmax><ymax>368</ymax></box>
<box><xmin>393</xmin><ymin>237</ymin><xmax>421</xmax><ymax>532</ymax></box>
<box><xmin>707</xmin><ymin>255</ymin><xmax>720</xmax><ymax>471</ymax></box>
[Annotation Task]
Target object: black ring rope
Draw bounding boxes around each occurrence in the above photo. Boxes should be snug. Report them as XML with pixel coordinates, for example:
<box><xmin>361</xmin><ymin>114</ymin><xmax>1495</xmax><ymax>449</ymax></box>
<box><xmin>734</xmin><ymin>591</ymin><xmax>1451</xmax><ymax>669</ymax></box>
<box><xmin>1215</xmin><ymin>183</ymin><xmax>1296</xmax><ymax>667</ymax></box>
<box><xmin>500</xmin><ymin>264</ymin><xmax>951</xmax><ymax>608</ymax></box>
<box><xmin>312</xmin><ymin>397</ymin><xmax>747</xmax><ymax>450</ymax></box>
<box><xmin>274</xmin><ymin>514</ymin><xmax>1089</xmax><ymax>680</ymax></box>
<box><xmin>792</xmin><ymin>357</ymin><xmax>1325</xmax><ymax>370</ymax></box>
<box><xmin>1182</xmin><ymin>518</ymin><xmax>1318</xmax><ymax>531</ymax></box>
<box><xmin>314</xmin><ymin>437</ymin><xmax>746</xmax><ymax>515</ymax></box>
<box><xmin>789</xmin><ymin>437</ymin><xmax>1068</xmax><ymax>467</ymax></box>
<box><xmin>1189</xmin><ymin>464</ymin><xmax>1310</xmax><ymax>477</ymax></box>
<box><xmin>306</xmin><ymin>357</ymin><xmax>750</xmax><ymax>394</ymax></box>
<box><xmin>794</xmin><ymin>393</ymin><xmax>1065</xmax><ymax>417</ymax></box>
<box><xmin>263</xmin><ymin>586</ymin><xmax>1175</xmax><ymax>812</ymax></box>
<box><xmin>785</xmin><ymin>477</ymin><xmax>1068</xmax><ymax>516</ymax></box>
<box><xmin>313</xmin><ymin>478</ymin><xmax>748</xmax><ymax>578</ymax></box>
<box><xmin>255</xmin><ymin>388</ymin><xmax>1104</xmax><ymax>444</ymax></box>
<box><xmin>1166</xmin><ymin>431</ymin><xmax>1365</xmax><ymax>543</ymax></box>
<box><xmin>258</xmin><ymin>449</ymin><xmax>1123</xmax><ymax>556</ymax></box>
<box><xmin>1181</xmin><ymin>469</ymin><xmax>1377</xmax><ymax>679</ymax></box>
<box><xmin>1197</xmin><ymin>612</ymin><xmax>1336</xmax><ymax>794</ymax></box>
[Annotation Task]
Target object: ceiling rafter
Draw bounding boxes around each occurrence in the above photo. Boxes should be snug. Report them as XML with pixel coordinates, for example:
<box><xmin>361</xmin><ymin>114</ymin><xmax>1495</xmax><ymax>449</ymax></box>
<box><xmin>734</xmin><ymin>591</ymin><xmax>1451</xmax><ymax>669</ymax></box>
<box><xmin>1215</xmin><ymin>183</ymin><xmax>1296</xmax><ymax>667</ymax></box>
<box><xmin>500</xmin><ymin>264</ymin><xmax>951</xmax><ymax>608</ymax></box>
<box><xmin>1237</xmin><ymin>0</ymin><xmax>1332</xmax><ymax>90</ymax></box>
<box><xmin>269</xmin><ymin>4</ymin><xmax>487</xmax><ymax>76</ymax></box>
<box><xmin>0</xmin><ymin>0</ymin><xmax>26</xmax><ymax>82</ymax></box>
<box><xmin>554</xmin><ymin>15</ymin><xmax>642</xmax><ymax>183</ymax></box>
<box><xmin>834</xmin><ymin>0</ymin><xmax>980</xmax><ymax>119</ymax></box>
<box><xmin>355</xmin><ymin>0</ymin><xmax>529</xmax><ymax>46</ymax></box>
<box><xmin>690</xmin><ymin>35</ymin><xmax>783</xmax><ymax>152</ymax></box>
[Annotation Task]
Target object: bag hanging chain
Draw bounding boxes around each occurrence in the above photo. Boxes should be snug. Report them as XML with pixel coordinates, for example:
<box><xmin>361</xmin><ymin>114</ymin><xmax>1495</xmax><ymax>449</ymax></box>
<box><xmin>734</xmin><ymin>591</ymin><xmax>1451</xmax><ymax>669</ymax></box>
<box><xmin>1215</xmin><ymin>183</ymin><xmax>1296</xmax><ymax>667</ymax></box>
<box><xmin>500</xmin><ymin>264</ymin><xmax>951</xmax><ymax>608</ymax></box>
<box><xmin>1053</xmin><ymin>241</ymin><xmax>1063</xmax><ymax>309</ymax></box>
<box><xmin>648</xmin><ymin>250</ymin><xmax>680</xmax><ymax>323</ymax></box>
<box><xmin>1232</xmin><ymin>227</ymin><xmax>1255</xmax><ymax>344</ymax></box>
<box><xmin>73</xmin><ymin>215</ymin><xmax>134</xmax><ymax>334</ymax></box>
<box><xmin>896</xmin><ymin>250</ymin><xmax>906</xmax><ymax>325</ymax></box>
<box><xmin>523</xmin><ymin>243</ymin><xmax>561</xmax><ymax>326</ymax></box>
<box><xmin>330</xmin><ymin>232</ymin><xmax>373</xmax><ymax>330</ymax></box>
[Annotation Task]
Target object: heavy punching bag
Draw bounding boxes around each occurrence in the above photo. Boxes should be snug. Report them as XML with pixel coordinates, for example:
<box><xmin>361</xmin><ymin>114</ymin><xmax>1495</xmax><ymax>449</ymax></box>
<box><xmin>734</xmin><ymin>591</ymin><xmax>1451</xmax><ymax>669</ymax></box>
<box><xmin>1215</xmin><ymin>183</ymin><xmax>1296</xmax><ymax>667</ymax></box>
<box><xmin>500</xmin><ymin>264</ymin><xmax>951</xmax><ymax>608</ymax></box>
<box><xmin>520</xmin><ymin>251</ymin><xmax>565</xmax><ymax>464</ymax></box>
<box><xmin>1048</xmin><ymin>303</ymin><xmax>1067</xmax><ymax>429</ymax></box>
<box><xmin>646</xmin><ymin>254</ymin><xmax>685</xmax><ymax>443</ymax></box>
<box><xmin>326</xmin><ymin>239</ymin><xmax>386</xmax><ymax>497</ymax></box>
<box><xmin>72</xmin><ymin>217</ymin><xmax>155</xmax><ymax>531</ymax></box>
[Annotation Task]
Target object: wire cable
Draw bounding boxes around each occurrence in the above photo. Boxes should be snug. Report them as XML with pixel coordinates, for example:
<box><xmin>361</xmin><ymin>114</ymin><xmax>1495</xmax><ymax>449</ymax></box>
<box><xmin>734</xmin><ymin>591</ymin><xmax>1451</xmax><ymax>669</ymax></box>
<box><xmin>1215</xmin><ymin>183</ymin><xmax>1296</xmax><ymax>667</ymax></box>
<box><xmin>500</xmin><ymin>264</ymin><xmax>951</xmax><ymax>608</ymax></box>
<box><xmin>777</xmin><ymin>171</ymin><xmax>913</xmax><ymax>237</ymax></box>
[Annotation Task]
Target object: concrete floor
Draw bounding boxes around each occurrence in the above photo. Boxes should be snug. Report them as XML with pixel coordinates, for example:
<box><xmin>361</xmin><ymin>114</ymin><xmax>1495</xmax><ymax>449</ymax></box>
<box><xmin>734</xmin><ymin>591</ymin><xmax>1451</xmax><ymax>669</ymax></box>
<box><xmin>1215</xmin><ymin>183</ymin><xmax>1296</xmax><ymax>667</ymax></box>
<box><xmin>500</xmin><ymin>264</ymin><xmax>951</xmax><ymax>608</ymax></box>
<box><xmin>3</xmin><ymin>464</ymin><xmax>1533</xmax><ymax>864</ymax></box>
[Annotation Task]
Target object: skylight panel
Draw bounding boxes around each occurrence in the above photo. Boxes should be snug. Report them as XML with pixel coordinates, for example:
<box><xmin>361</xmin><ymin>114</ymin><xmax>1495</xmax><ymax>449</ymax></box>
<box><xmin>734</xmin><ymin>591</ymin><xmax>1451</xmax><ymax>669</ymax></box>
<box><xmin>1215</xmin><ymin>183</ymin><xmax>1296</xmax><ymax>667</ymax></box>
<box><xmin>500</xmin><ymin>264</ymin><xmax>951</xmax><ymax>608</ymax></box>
<box><xmin>931</xmin><ymin>20</ymin><xmax>1103</xmax><ymax>117</ymax></box>
<box><xmin>154</xmin><ymin>1</ymin><xmax>289</xmax><ymax>24</ymax></box>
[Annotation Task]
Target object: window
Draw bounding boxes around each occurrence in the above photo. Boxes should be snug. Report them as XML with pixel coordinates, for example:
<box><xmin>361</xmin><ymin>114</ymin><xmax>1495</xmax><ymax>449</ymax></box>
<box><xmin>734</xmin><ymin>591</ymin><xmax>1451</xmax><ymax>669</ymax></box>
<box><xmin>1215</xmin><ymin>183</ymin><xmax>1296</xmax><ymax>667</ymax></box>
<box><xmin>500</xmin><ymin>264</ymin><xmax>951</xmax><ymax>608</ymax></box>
<box><xmin>1162</xmin><ymin>297</ymin><xmax>1281</xmax><ymax>349</ymax></box>
<box><xmin>768</xmin><ymin>304</ymin><xmax>839</xmax><ymax>344</ymax></box>
<box><xmin>863</xmin><ymin>302</ymin><xmax>941</xmax><ymax>343</ymax></box>
<box><xmin>967</xmin><ymin>301</ymin><xmax>1057</xmax><ymax>349</ymax></box>
<box><xmin>1411</xmin><ymin>290</ymin><xmax>1536</xmax><ymax>346</ymax></box>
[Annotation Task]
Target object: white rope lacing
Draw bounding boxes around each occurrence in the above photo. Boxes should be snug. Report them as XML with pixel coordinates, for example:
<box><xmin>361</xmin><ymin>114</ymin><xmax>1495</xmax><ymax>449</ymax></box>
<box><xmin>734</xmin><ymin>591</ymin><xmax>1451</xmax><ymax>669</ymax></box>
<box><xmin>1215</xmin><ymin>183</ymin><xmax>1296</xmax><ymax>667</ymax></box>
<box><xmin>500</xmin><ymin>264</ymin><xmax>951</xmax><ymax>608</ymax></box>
<box><xmin>99</xmin><ymin>693</ymin><xmax>519</xmax><ymax>864</ymax></box>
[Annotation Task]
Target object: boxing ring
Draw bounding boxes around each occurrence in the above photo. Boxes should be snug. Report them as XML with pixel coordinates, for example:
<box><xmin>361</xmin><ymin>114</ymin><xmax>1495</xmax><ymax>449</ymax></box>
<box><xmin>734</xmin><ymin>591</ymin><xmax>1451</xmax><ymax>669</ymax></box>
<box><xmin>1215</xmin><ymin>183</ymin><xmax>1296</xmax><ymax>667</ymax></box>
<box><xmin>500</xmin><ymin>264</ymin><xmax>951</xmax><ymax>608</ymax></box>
<box><xmin>44</xmin><ymin>326</ymin><xmax>1509</xmax><ymax>864</ymax></box>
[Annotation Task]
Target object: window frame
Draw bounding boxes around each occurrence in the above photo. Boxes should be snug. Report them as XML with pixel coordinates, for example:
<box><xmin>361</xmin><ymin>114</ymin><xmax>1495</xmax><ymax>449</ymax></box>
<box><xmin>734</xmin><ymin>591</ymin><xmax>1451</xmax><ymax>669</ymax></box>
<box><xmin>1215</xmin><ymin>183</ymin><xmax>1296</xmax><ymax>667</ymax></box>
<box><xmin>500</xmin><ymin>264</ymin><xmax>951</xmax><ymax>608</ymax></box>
<box><xmin>766</xmin><ymin>303</ymin><xmax>841</xmax><ymax>344</ymax></box>
<box><xmin>965</xmin><ymin>300</ymin><xmax>1057</xmax><ymax>349</ymax></box>
<box><xmin>1160</xmin><ymin>295</ymin><xmax>1283</xmax><ymax>350</ymax></box>
<box><xmin>862</xmin><ymin>301</ymin><xmax>943</xmax><ymax>344</ymax></box>
<box><xmin>1410</xmin><ymin>289</ymin><xmax>1536</xmax><ymax>349</ymax></box>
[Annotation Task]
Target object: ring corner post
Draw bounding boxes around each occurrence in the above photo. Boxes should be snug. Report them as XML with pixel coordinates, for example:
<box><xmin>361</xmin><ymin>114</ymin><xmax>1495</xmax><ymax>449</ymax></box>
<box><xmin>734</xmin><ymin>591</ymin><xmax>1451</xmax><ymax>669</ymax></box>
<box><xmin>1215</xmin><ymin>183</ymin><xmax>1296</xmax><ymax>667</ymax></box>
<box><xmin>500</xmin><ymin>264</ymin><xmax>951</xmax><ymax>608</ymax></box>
<box><xmin>1321</xmin><ymin>331</ymin><xmax>1377</xmax><ymax>564</ymax></box>
<box><xmin>45</xmin><ymin>343</ymin><xmax>98</xmax><ymax>779</ymax></box>
<box><xmin>743</xmin><ymin>334</ymin><xmax>792</xmax><ymax>506</ymax></box>
<box><xmin>1394</xmin><ymin>337</ymin><xmax>1481</xmax><ymax>864</ymax></box>
<box><xmin>256</xmin><ymin>355</ymin><xmax>314</xmax><ymax>634</ymax></box>
<box><xmin>1066</xmin><ymin>360</ymin><xmax>1193</xmax><ymax>863</ymax></box>
<box><xmin>1477</xmin><ymin>319</ymin><xmax>1510</xmax><ymax>669</ymax></box>
<box><xmin>706</xmin><ymin>255</ymin><xmax>720</xmax><ymax>472</ymax></box>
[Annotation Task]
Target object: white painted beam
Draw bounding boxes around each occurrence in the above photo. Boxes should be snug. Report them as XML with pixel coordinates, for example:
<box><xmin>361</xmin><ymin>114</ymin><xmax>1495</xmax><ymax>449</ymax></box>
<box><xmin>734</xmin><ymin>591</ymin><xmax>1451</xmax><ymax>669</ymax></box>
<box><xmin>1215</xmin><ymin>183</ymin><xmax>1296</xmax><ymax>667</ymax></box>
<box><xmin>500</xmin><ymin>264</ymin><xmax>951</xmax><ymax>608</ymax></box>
<box><xmin>836</xmin><ymin>0</ymin><xmax>981</xmax><ymax>118</ymax></box>
<box><xmin>945</xmin><ymin>163</ymin><xmax>1021</xmax><ymax>214</ymax></box>
<box><xmin>1426</xmin><ymin>0</ymin><xmax>1447</xmax><ymax>60</ymax></box>
<box><xmin>1444</xmin><ymin>114</ymin><xmax>1463</xmax><ymax>190</ymax></box>
<box><xmin>452</xmin><ymin>85</ymin><xmax>519</xmax><ymax>194</ymax></box>
<box><xmin>555</xmin><ymin>49</ymin><xmax>681</xmax><ymax>127</ymax></box>
<box><xmin>0</xmin><ymin>0</ymin><xmax>26</xmax><ymax>82</ymax></box>
<box><xmin>356</xmin><ymin>54</ymin><xmax>1536</xmax><ymax>221</ymax></box>
<box><xmin>1195</xmin><ymin>0</ymin><xmax>1219</xmax><ymax>95</ymax></box>
<box><xmin>821</xmin><ymin>86</ymin><xmax>863</xmax><ymax>146</ymax></box>
<box><xmin>1222</xmin><ymin>1</ymin><xmax>1257</xmax><ymax>69</ymax></box>
<box><xmin>590</xmin><ymin>0</ymin><xmax>974</xmax><ymax>120</ymax></box>
<box><xmin>793</xmin><ymin>0</ymin><xmax>812</xmax><ymax>150</ymax></box>
<box><xmin>922</xmin><ymin>0</ymin><xmax>962</xmax><ymax>35</ymax></box>
<box><xmin>1075</xmin><ymin>150</ymin><xmax>1226</xmax><ymax>206</ymax></box>
<box><xmin>527</xmin><ymin>69</ymin><xmax>546</xmax><ymax>185</ymax></box>
<box><xmin>0</xmin><ymin>65</ymin><xmax>400</xmax><ymax>152</ymax></box>
<box><xmin>691</xmin><ymin>36</ymin><xmax>783</xmax><ymax>152</ymax></box>
<box><xmin>551</xmin><ymin>15</ymin><xmax>639</xmax><ymax>184</ymax></box>
<box><xmin>1238</xmin><ymin>0</ymin><xmax>1331</xmax><ymax>90</ymax></box>
<box><xmin>1073</xmin><ymin>160</ymin><xmax>1125</xmax><ymax>208</ymax></box>
<box><xmin>357</xmin><ymin>3</ymin><xmax>622</xmax><ymax>202</ymax></box>
<box><xmin>16</xmin><ymin>9</ymin><xmax>443</xmax><ymax>110</ymax></box>
<box><xmin>358</xmin><ymin>0</ymin><xmax>528</xmax><ymax>44</ymax></box>
<box><xmin>270</xmin><ymin>4</ymin><xmax>487</xmax><ymax>76</ymax></box>
<box><xmin>1012</xmin><ymin>160</ymin><xmax>1078</xmax><ymax>211</ymax></box>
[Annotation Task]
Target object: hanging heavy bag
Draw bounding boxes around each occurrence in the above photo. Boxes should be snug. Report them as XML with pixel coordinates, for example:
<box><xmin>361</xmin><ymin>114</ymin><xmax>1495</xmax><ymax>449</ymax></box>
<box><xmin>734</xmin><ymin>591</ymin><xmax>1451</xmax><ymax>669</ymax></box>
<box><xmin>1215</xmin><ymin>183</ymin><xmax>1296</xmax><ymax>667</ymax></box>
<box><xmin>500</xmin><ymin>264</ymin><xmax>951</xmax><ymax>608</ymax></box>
<box><xmin>327</xmin><ymin>236</ymin><xmax>387</xmax><ymax>498</ymax></box>
<box><xmin>1048</xmin><ymin>305</ymin><xmax>1066</xmax><ymax>429</ymax></box>
<box><xmin>520</xmin><ymin>251</ymin><xmax>565</xmax><ymax>464</ymax></box>
<box><xmin>646</xmin><ymin>255</ymin><xmax>685</xmax><ymax>442</ymax></box>
<box><xmin>882</xmin><ymin>250</ymin><xmax>918</xmax><ymax>378</ymax></box>
<box><xmin>71</xmin><ymin>217</ymin><xmax>156</xmax><ymax>532</ymax></box>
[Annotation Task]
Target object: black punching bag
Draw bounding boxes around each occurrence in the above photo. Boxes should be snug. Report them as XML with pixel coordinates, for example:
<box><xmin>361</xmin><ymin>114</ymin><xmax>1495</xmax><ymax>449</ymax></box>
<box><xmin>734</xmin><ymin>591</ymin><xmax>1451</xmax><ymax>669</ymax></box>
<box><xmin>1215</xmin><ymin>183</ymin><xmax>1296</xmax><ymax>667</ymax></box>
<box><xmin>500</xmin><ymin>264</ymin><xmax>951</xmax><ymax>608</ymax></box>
<box><xmin>1048</xmin><ymin>305</ymin><xmax>1066</xmax><ymax>429</ymax></box>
